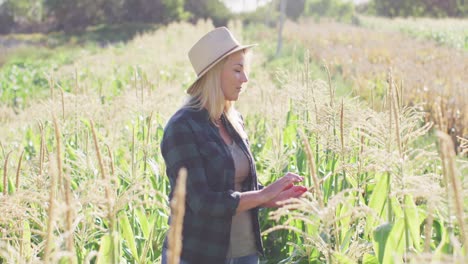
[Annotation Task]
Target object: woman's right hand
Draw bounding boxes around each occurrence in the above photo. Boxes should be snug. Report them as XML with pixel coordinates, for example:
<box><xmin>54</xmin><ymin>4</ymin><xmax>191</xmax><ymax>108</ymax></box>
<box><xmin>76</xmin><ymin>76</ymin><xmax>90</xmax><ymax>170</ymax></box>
<box><xmin>262</xmin><ymin>185</ymin><xmax>308</xmax><ymax>208</ymax></box>
<box><xmin>261</xmin><ymin>172</ymin><xmax>304</xmax><ymax>202</ymax></box>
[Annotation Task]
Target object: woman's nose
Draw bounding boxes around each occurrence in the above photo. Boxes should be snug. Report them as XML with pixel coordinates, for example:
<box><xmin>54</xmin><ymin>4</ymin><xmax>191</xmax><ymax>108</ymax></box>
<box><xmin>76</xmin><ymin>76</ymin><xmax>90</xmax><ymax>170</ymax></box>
<box><xmin>242</xmin><ymin>72</ymin><xmax>249</xmax><ymax>83</ymax></box>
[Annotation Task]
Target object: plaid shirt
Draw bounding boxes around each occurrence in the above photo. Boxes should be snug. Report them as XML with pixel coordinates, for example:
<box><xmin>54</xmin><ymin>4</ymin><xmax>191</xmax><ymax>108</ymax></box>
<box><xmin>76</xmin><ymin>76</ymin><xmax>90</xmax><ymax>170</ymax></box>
<box><xmin>161</xmin><ymin>107</ymin><xmax>264</xmax><ymax>263</ymax></box>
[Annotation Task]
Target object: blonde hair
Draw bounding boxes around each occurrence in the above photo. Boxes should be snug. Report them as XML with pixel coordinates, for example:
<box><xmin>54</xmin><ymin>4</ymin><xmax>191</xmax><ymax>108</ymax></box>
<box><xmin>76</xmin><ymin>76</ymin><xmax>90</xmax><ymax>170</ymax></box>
<box><xmin>185</xmin><ymin>50</ymin><xmax>249</xmax><ymax>139</ymax></box>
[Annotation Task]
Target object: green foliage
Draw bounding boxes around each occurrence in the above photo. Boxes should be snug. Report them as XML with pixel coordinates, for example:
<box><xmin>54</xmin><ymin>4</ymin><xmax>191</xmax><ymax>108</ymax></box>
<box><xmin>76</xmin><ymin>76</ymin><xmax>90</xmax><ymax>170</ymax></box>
<box><xmin>96</xmin><ymin>234</ymin><xmax>118</xmax><ymax>264</ymax></box>
<box><xmin>0</xmin><ymin>22</ymin><xmax>162</xmax><ymax>108</ymax></box>
<box><xmin>0</xmin><ymin>59</ymin><xmax>53</xmax><ymax>108</ymax></box>
<box><xmin>240</xmin><ymin>2</ymin><xmax>279</xmax><ymax>27</ymax></box>
<box><xmin>184</xmin><ymin>0</ymin><xmax>232</xmax><ymax>27</ymax></box>
<box><xmin>162</xmin><ymin>0</ymin><xmax>190</xmax><ymax>23</ymax></box>
<box><xmin>45</xmin><ymin>0</ymin><xmax>111</xmax><ymax>31</ymax></box>
<box><xmin>2</xmin><ymin>0</ymin><xmax>234</xmax><ymax>33</ymax></box>
<box><xmin>121</xmin><ymin>0</ymin><xmax>165</xmax><ymax>24</ymax></box>
<box><xmin>44</xmin><ymin>0</ymin><xmax>173</xmax><ymax>32</ymax></box>
<box><xmin>0</xmin><ymin>2</ymin><xmax>15</xmax><ymax>34</ymax></box>
<box><xmin>241</xmin><ymin>0</ymin><xmax>348</xmax><ymax>26</ymax></box>
<box><xmin>121</xmin><ymin>0</ymin><xmax>189</xmax><ymax>24</ymax></box>
<box><xmin>47</xmin><ymin>23</ymin><xmax>159</xmax><ymax>46</ymax></box>
<box><xmin>0</xmin><ymin>0</ymin><xmax>45</xmax><ymax>29</ymax></box>
<box><xmin>0</xmin><ymin>45</ymin><xmax>84</xmax><ymax>107</ymax></box>
<box><xmin>305</xmin><ymin>0</ymin><xmax>355</xmax><ymax>22</ymax></box>
<box><xmin>369</xmin><ymin>0</ymin><xmax>467</xmax><ymax>18</ymax></box>
<box><xmin>1</xmin><ymin>19</ymin><xmax>467</xmax><ymax>264</ymax></box>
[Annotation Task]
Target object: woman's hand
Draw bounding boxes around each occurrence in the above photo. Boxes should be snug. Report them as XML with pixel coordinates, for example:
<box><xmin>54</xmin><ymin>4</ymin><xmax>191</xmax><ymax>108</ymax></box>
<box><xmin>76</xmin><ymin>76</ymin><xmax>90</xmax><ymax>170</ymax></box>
<box><xmin>260</xmin><ymin>172</ymin><xmax>304</xmax><ymax>203</ymax></box>
<box><xmin>262</xmin><ymin>185</ymin><xmax>308</xmax><ymax>208</ymax></box>
<box><xmin>236</xmin><ymin>173</ymin><xmax>305</xmax><ymax>214</ymax></box>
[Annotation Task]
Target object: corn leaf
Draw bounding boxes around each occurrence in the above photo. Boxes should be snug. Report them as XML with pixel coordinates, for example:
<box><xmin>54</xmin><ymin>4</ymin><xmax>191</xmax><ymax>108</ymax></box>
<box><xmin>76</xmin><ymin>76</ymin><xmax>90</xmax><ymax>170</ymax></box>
<box><xmin>119</xmin><ymin>212</ymin><xmax>139</xmax><ymax>262</ymax></box>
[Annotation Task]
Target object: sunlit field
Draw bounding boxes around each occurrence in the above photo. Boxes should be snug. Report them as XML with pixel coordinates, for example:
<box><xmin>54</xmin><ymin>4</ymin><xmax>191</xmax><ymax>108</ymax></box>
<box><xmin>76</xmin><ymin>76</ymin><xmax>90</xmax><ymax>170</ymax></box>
<box><xmin>279</xmin><ymin>19</ymin><xmax>467</xmax><ymax>149</ymax></box>
<box><xmin>357</xmin><ymin>15</ymin><xmax>468</xmax><ymax>50</ymax></box>
<box><xmin>0</xmin><ymin>17</ymin><xmax>467</xmax><ymax>264</ymax></box>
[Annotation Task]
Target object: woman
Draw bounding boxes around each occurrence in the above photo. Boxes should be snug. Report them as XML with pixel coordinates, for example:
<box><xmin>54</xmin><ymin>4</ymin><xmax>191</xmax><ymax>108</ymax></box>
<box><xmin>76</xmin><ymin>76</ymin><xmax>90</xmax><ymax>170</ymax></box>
<box><xmin>160</xmin><ymin>27</ymin><xmax>307</xmax><ymax>264</ymax></box>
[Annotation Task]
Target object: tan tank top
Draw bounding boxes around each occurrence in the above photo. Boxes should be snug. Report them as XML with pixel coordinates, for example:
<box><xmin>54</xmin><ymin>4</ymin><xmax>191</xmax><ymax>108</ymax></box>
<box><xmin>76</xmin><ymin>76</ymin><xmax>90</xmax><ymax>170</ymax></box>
<box><xmin>227</xmin><ymin>141</ymin><xmax>257</xmax><ymax>258</ymax></box>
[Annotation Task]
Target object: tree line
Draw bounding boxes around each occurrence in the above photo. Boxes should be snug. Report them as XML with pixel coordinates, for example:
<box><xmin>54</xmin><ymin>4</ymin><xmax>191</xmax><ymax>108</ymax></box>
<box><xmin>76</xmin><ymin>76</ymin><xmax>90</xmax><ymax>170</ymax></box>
<box><xmin>367</xmin><ymin>0</ymin><xmax>467</xmax><ymax>18</ymax></box>
<box><xmin>0</xmin><ymin>0</ymin><xmax>231</xmax><ymax>34</ymax></box>
<box><xmin>1</xmin><ymin>0</ymin><xmax>466</xmax><ymax>35</ymax></box>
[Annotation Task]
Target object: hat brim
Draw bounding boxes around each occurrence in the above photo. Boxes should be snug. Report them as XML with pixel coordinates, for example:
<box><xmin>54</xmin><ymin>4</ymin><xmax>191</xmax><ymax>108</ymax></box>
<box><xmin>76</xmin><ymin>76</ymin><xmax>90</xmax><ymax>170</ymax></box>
<box><xmin>186</xmin><ymin>44</ymin><xmax>256</xmax><ymax>93</ymax></box>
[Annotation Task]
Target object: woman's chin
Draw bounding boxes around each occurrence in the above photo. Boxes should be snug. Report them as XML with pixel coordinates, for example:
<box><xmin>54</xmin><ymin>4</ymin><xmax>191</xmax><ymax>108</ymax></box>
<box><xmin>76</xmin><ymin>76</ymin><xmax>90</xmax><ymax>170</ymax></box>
<box><xmin>226</xmin><ymin>96</ymin><xmax>240</xmax><ymax>101</ymax></box>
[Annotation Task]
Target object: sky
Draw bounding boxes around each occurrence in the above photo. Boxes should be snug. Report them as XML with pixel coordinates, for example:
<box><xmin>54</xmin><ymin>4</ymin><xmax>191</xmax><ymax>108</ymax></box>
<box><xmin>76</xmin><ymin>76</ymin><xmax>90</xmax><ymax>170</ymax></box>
<box><xmin>223</xmin><ymin>0</ymin><xmax>371</xmax><ymax>13</ymax></box>
<box><xmin>223</xmin><ymin>0</ymin><xmax>273</xmax><ymax>13</ymax></box>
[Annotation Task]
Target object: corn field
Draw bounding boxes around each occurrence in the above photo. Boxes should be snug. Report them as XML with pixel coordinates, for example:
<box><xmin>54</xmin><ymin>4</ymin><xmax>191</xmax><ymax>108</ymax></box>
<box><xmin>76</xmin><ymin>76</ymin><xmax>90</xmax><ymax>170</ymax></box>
<box><xmin>0</xmin><ymin>18</ymin><xmax>467</xmax><ymax>264</ymax></box>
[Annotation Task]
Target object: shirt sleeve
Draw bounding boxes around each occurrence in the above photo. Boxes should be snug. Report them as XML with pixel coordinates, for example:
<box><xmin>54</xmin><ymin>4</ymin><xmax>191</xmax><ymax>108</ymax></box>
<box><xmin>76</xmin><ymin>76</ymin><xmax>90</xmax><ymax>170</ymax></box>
<box><xmin>161</xmin><ymin>121</ymin><xmax>240</xmax><ymax>218</ymax></box>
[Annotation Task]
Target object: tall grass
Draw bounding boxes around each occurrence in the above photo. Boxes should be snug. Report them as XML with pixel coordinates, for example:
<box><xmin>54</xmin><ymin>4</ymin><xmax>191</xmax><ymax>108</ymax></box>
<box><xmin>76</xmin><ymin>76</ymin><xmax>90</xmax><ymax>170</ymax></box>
<box><xmin>0</xmin><ymin>20</ymin><xmax>466</xmax><ymax>264</ymax></box>
<box><xmin>167</xmin><ymin>168</ymin><xmax>187</xmax><ymax>264</ymax></box>
<box><xmin>357</xmin><ymin>15</ymin><xmax>468</xmax><ymax>51</ymax></box>
<box><xmin>257</xmin><ymin>50</ymin><xmax>464</xmax><ymax>263</ymax></box>
<box><xmin>281</xmin><ymin>19</ymin><xmax>468</xmax><ymax>148</ymax></box>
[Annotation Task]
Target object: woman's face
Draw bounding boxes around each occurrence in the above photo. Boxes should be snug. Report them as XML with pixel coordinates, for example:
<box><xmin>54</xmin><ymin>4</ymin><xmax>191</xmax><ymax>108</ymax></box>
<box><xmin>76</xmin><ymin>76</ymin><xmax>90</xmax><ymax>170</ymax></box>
<box><xmin>221</xmin><ymin>51</ymin><xmax>248</xmax><ymax>101</ymax></box>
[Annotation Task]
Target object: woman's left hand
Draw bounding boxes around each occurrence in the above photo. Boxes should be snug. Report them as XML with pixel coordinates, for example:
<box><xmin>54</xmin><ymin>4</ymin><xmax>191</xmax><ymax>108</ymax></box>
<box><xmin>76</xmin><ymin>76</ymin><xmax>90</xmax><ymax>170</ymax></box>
<box><xmin>262</xmin><ymin>185</ymin><xmax>307</xmax><ymax>208</ymax></box>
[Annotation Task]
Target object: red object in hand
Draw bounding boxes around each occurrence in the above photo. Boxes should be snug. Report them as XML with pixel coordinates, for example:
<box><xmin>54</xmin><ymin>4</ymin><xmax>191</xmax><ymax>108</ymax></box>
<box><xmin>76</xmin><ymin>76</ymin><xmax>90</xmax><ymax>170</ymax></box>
<box><xmin>289</xmin><ymin>185</ymin><xmax>307</xmax><ymax>197</ymax></box>
<box><xmin>294</xmin><ymin>186</ymin><xmax>307</xmax><ymax>193</ymax></box>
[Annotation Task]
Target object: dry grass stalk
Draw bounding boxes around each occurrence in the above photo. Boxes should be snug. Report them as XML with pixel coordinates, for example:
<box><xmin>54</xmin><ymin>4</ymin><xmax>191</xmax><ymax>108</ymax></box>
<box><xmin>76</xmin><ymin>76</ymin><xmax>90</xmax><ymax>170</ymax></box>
<box><xmin>85</xmin><ymin>129</ymin><xmax>90</xmax><ymax>169</ymax></box>
<box><xmin>0</xmin><ymin>141</ymin><xmax>4</xmax><ymax>158</ymax></box>
<box><xmin>134</xmin><ymin>66</ymin><xmax>138</xmax><ymax>98</ymax></box>
<box><xmin>132</xmin><ymin>126</ymin><xmax>135</xmax><ymax>178</ymax></box>
<box><xmin>53</xmin><ymin>115</ymin><xmax>63</xmax><ymax>193</ymax></box>
<box><xmin>340</xmin><ymin>99</ymin><xmax>344</xmax><ymax>153</ymax></box>
<box><xmin>146</xmin><ymin>112</ymin><xmax>153</xmax><ymax>146</ymax></box>
<box><xmin>90</xmin><ymin>120</ymin><xmax>117</xmax><ymax>262</ymax></box>
<box><xmin>15</xmin><ymin>149</ymin><xmax>24</xmax><ymax>190</ymax></box>
<box><xmin>457</xmin><ymin>136</ymin><xmax>467</xmax><ymax>156</ymax></box>
<box><xmin>434</xmin><ymin>101</ymin><xmax>447</xmax><ymax>133</ymax></box>
<box><xmin>298</xmin><ymin>130</ymin><xmax>324</xmax><ymax>208</ymax></box>
<box><xmin>399</xmin><ymin>79</ymin><xmax>404</xmax><ymax>109</ymax></box>
<box><xmin>3</xmin><ymin>151</ymin><xmax>11</xmax><ymax>195</ymax></box>
<box><xmin>140</xmin><ymin>72</ymin><xmax>145</xmax><ymax>105</ymax></box>
<box><xmin>48</xmin><ymin>75</ymin><xmax>55</xmax><ymax>100</ymax></box>
<box><xmin>142</xmin><ymin>114</ymin><xmax>153</xmax><ymax>179</ymax></box>
<box><xmin>74</xmin><ymin>68</ymin><xmax>79</xmax><ymax>146</ymax></box>
<box><xmin>59</xmin><ymin>88</ymin><xmax>65</xmax><ymax>120</ymax></box>
<box><xmin>44</xmin><ymin>153</ymin><xmax>57</xmax><ymax>263</ymax></box>
<box><xmin>63</xmin><ymin>168</ymin><xmax>75</xmax><ymax>263</ymax></box>
<box><xmin>38</xmin><ymin>122</ymin><xmax>45</xmax><ymax>176</ymax></box>
<box><xmin>105</xmin><ymin>144</ymin><xmax>115</xmax><ymax>177</ymax></box>
<box><xmin>54</xmin><ymin>114</ymin><xmax>75</xmax><ymax>261</ymax></box>
<box><xmin>323</xmin><ymin>63</ymin><xmax>335</xmax><ymax>108</ymax></box>
<box><xmin>387</xmin><ymin>69</ymin><xmax>402</xmax><ymax>156</ymax></box>
<box><xmin>394</xmin><ymin>79</ymin><xmax>401</xmax><ymax>109</ymax></box>
<box><xmin>90</xmin><ymin>121</ymin><xmax>112</xmax><ymax>219</ymax></box>
<box><xmin>167</xmin><ymin>168</ymin><xmax>187</xmax><ymax>264</ymax></box>
<box><xmin>302</xmin><ymin>51</ymin><xmax>309</xmax><ymax>88</ymax></box>
<box><xmin>74</xmin><ymin>68</ymin><xmax>79</xmax><ymax>94</ymax></box>
<box><xmin>304</xmin><ymin>51</ymin><xmax>319</xmax><ymax>125</ymax></box>
<box><xmin>437</xmin><ymin>131</ymin><xmax>467</xmax><ymax>251</ymax></box>
<box><xmin>384</xmin><ymin>74</ymin><xmax>393</xmax><ymax>153</ymax></box>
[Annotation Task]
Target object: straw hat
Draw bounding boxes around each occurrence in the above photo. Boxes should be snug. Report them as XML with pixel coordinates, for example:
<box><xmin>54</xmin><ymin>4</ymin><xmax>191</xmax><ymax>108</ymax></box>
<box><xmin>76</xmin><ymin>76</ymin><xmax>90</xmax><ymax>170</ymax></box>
<box><xmin>187</xmin><ymin>27</ymin><xmax>256</xmax><ymax>91</ymax></box>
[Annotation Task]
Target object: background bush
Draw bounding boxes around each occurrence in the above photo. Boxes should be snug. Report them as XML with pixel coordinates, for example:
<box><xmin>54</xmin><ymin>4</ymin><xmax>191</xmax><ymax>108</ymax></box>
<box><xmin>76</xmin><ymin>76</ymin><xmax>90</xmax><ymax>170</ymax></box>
<box><xmin>0</xmin><ymin>0</ymin><xmax>231</xmax><ymax>33</ymax></box>
<box><xmin>368</xmin><ymin>0</ymin><xmax>467</xmax><ymax>18</ymax></box>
